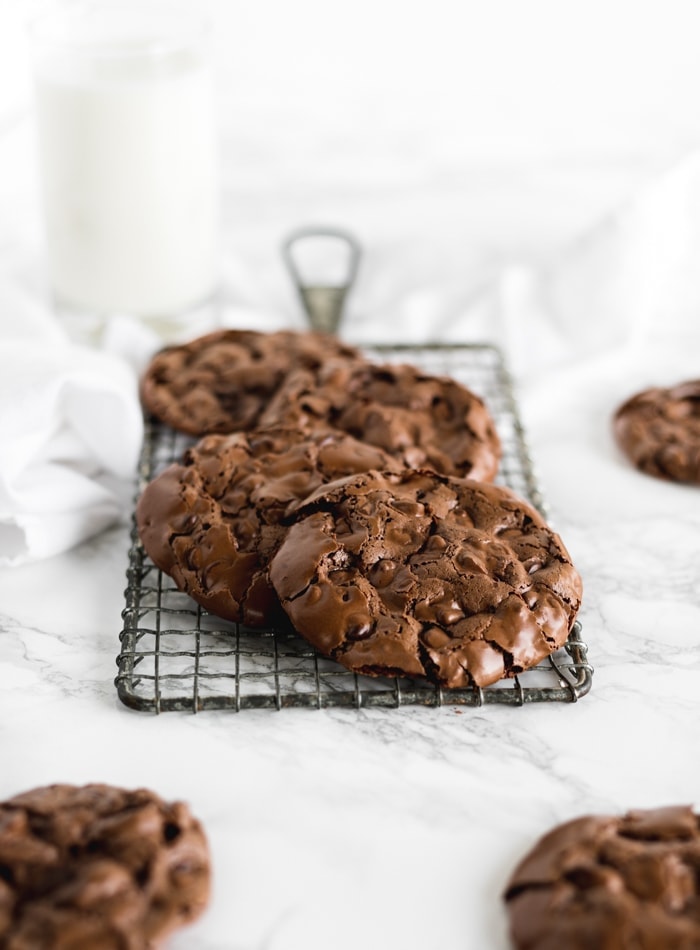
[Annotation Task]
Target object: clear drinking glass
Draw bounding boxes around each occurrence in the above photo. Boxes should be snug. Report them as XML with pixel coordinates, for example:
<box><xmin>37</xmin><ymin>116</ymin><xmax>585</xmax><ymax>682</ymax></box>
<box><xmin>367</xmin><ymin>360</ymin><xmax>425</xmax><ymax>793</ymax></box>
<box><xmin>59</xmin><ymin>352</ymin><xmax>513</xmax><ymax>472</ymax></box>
<box><xmin>30</xmin><ymin>0</ymin><xmax>220</xmax><ymax>342</ymax></box>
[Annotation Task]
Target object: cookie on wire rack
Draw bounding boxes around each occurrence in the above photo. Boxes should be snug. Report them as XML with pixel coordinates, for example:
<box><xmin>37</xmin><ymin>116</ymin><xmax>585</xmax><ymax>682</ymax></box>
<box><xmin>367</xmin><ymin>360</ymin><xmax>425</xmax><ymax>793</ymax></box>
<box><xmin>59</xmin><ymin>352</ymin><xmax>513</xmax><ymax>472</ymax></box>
<box><xmin>139</xmin><ymin>327</ymin><xmax>366</xmax><ymax>437</ymax></box>
<box><xmin>504</xmin><ymin>805</ymin><xmax>700</xmax><ymax>949</ymax></box>
<box><xmin>0</xmin><ymin>783</ymin><xmax>210</xmax><ymax>949</ymax></box>
<box><xmin>136</xmin><ymin>428</ymin><xmax>405</xmax><ymax>627</ymax></box>
<box><xmin>613</xmin><ymin>379</ymin><xmax>700</xmax><ymax>483</ymax></box>
<box><xmin>269</xmin><ymin>468</ymin><xmax>582</xmax><ymax>688</ymax></box>
<box><xmin>259</xmin><ymin>358</ymin><xmax>502</xmax><ymax>482</ymax></box>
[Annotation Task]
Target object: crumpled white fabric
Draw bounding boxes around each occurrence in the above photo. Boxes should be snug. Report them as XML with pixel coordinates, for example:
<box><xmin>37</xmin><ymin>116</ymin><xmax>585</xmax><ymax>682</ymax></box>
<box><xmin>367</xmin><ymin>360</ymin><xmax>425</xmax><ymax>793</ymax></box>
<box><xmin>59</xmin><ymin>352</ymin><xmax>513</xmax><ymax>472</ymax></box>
<box><xmin>371</xmin><ymin>148</ymin><xmax>700</xmax><ymax>385</ymax></box>
<box><xmin>0</xmin><ymin>291</ymin><xmax>143</xmax><ymax>566</ymax></box>
<box><xmin>493</xmin><ymin>149</ymin><xmax>700</xmax><ymax>382</ymax></box>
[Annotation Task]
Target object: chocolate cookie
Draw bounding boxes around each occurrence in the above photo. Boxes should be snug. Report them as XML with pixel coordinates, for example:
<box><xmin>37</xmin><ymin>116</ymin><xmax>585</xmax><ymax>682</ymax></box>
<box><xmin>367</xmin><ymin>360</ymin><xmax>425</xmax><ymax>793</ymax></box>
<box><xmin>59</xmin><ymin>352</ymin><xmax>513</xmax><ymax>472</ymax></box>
<box><xmin>504</xmin><ymin>805</ymin><xmax>700</xmax><ymax>949</ymax></box>
<box><xmin>613</xmin><ymin>379</ymin><xmax>700</xmax><ymax>483</ymax></box>
<box><xmin>139</xmin><ymin>328</ymin><xmax>365</xmax><ymax>436</ymax></box>
<box><xmin>259</xmin><ymin>359</ymin><xmax>501</xmax><ymax>482</ymax></box>
<box><xmin>136</xmin><ymin>428</ymin><xmax>404</xmax><ymax>627</ymax></box>
<box><xmin>0</xmin><ymin>783</ymin><xmax>210</xmax><ymax>949</ymax></box>
<box><xmin>269</xmin><ymin>469</ymin><xmax>582</xmax><ymax>687</ymax></box>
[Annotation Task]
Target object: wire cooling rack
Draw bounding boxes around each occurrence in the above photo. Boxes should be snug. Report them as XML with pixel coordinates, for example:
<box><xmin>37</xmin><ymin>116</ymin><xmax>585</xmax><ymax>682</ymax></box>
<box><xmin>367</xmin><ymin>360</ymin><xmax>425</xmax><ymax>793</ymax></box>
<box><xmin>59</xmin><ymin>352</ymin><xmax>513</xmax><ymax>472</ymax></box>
<box><xmin>116</xmin><ymin>343</ymin><xmax>593</xmax><ymax>713</ymax></box>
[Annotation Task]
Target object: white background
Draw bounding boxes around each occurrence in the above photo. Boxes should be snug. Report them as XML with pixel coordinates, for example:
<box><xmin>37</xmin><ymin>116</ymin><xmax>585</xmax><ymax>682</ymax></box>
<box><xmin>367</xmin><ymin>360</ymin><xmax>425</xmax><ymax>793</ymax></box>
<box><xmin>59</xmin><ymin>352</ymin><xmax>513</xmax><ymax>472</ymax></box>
<box><xmin>5</xmin><ymin>0</ymin><xmax>700</xmax><ymax>164</ymax></box>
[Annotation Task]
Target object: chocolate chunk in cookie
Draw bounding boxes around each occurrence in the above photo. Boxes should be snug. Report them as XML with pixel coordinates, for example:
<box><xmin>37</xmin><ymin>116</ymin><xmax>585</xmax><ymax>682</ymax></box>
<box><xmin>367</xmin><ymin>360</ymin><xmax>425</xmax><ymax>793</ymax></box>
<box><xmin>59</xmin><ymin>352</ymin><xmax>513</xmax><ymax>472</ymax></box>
<box><xmin>136</xmin><ymin>428</ymin><xmax>405</xmax><ymax>627</ymax></box>
<box><xmin>504</xmin><ymin>805</ymin><xmax>700</xmax><ymax>950</ymax></box>
<box><xmin>139</xmin><ymin>328</ymin><xmax>365</xmax><ymax>436</ymax></box>
<box><xmin>614</xmin><ymin>379</ymin><xmax>700</xmax><ymax>483</ymax></box>
<box><xmin>269</xmin><ymin>469</ymin><xmax>581</xmax><ymax>687</ymax></box>
<box><xmin>0</xmin><ymin>783</ymin><xmax>210</xmax><ymax>949</ymax></box>
<box><xmin>260</xmin><ymin>359</ymin><xmax>501</xmax><ymax>482</ymax></box>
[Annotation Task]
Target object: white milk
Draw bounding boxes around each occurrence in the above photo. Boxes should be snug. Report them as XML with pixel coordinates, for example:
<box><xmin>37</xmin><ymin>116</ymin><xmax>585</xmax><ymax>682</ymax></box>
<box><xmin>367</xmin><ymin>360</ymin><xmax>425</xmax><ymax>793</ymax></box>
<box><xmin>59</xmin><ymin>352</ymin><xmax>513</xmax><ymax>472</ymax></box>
<box><xmin>33</xmin><ymin>9</ymin><xmax>219</xmax><ymax>322</ymax></box>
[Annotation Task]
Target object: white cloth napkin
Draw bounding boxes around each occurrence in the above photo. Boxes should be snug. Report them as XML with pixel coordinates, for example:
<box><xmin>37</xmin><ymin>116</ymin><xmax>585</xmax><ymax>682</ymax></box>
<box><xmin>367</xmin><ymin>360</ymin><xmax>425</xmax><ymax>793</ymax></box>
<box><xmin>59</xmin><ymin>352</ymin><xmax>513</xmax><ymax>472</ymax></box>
<box><xmin>353</xmin><ymin>148</ymin><xmax>700</xmax><ymax>384</ymax></box>
<box><xmin>493</xmin><ymin>149</ymin><xmax>700</xmax><ymax>382</ymax></box>
<box><xmin>0</xmin><ymin>290</ymin><xmax>143</xmax><ymax>567</ymax></box>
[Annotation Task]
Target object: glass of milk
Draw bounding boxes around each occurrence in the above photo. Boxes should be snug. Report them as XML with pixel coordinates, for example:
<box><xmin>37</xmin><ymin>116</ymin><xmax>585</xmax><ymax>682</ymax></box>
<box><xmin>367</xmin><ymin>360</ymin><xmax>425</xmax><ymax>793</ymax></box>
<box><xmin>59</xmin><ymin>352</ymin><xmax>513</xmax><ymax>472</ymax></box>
<box><xmin>31</xmin><ymin>1</ymin><xmax>220</xmax><ymax>342</ymax></box>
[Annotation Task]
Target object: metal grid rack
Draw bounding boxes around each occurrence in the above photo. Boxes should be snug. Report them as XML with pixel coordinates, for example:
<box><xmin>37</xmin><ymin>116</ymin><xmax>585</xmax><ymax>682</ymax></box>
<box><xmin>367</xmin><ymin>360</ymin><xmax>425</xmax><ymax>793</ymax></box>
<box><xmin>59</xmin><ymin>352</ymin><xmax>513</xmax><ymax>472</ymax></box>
<box><xmin>116</xmin><ymin>343</ymin><xmax>593</xmax><ymax>713</ymax></box>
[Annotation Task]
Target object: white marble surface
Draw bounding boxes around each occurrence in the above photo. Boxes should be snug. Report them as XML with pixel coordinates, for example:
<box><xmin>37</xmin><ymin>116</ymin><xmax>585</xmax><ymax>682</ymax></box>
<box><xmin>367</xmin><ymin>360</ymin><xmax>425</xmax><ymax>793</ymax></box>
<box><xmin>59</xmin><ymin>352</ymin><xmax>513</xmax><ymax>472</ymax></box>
<box><xmin>2</xmin><ymin>2</ymin><xmax>700</xmax><ymax>948</ymax></box>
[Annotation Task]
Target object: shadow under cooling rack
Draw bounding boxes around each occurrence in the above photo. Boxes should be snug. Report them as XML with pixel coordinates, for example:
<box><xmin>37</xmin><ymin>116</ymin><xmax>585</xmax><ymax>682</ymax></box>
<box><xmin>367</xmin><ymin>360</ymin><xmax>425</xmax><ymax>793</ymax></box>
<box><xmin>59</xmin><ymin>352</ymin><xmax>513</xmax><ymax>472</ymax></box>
<box><xmin>116</xmin><ymin>343</ymin><xmax>593</xmax><ymax>713</ymax></box>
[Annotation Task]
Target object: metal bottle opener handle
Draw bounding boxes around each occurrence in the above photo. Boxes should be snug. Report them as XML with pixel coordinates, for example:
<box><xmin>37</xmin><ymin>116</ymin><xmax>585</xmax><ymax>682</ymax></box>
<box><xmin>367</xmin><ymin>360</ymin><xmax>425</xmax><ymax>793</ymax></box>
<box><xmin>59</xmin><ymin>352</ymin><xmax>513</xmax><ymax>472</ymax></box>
<box><xmin>282</xmin><ymin>226</ymin><xmax>361</xmax><ymax>334</ymax></box>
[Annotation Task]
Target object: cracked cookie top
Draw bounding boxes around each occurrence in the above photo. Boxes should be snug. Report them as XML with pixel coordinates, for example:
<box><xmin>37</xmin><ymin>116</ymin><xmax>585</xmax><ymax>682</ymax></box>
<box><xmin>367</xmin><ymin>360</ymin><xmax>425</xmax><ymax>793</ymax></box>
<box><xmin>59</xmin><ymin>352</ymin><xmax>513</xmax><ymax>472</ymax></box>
<box><xmin>269</xmin><ymin>469</ymin><xmax>582</xmax><ymax>688</ymax></box>
<box><xmin>613</xmin><ymin>379</ymin><xmax>700</xmax><ymax>483</ymax></box>
<box><xmin>504</xmin><ymin>805</ymin><xmax>700</xmax><ymax>950</ymax></box>
<box><xmin>139</xmin><ymin>328</ymin><xmax>365</xmax><ymax>436</ymax></box>
<box><xmin>136</xmin><ymin>428</ymin><xmax>404</xmax><ymax>627</ymax></box>
<box><xmin>259</xmin><ymin>359</ymin><xmax>502</xmax><ymax>482</ymax></box>
<box><xmin>0</xmin><ymin>783</ymin><xmax>210</xmax><ymax>950</ymax></box>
